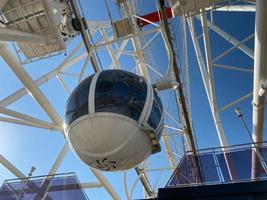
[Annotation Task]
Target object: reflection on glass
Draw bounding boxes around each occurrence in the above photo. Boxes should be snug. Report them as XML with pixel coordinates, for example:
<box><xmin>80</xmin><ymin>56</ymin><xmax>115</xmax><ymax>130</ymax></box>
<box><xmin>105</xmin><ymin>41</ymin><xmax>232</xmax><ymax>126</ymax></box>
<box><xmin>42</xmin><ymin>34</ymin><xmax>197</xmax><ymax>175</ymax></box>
<box><xmin>95</xmin><ymin>70</ymin><xmax>147</xmax><ymax>121</ymax></box>
<box><xmin>148</xmin><ymin>89</ymin><xmax>163</xmax><ymax>137</ymax></box>
<box><xmin>65</xmin><ymin>75</ymin><xmax>93</xmax><ymax>125</ymax></box>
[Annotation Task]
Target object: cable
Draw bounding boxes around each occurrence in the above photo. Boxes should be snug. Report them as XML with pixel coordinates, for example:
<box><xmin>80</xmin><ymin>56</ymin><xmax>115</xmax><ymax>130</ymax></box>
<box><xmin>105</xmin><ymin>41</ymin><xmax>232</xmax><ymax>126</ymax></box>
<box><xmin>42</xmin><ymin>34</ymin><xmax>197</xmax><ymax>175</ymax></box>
<box><xmin>235</xmin><ymin>108</ymin><xmax>254</xmax><ymax>143</ymax></box>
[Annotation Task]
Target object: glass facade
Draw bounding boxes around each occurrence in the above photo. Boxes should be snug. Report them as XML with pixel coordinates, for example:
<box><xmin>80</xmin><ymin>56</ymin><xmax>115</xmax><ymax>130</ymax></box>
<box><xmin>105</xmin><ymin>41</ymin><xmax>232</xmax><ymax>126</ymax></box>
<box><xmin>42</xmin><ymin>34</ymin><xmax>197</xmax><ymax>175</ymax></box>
<box><xmin>65</xmin><ymin>75</ymin><xmax>93</xmax><ymax>126</ymax></box>
<box><xmin>0</xmin><ymin>173</ymin><xmax>88</xmax><ymax>200</ymax></box>
<box><xmin>147</xmin><ymin>89</ymin><xmax>164</xmax><ymax>138</ymax></box>
<box><xmin>95</xmin><ymin>70</ymin><xmax>147</xmax><ymax>121</ymax></box>
<box><xmin>167</xmin><ymin>143</ymin><xmax>267</xmax><ymax>187</ymax></box>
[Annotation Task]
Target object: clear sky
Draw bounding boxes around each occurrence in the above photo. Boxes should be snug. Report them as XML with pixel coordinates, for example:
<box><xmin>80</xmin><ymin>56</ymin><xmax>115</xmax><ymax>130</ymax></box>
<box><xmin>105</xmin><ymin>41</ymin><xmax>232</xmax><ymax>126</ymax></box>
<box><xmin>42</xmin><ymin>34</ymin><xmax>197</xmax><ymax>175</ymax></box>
<box><xmin>0</xmin><ymin>1</ymin><xmax>261</xmax><ymax>199</ymax></box>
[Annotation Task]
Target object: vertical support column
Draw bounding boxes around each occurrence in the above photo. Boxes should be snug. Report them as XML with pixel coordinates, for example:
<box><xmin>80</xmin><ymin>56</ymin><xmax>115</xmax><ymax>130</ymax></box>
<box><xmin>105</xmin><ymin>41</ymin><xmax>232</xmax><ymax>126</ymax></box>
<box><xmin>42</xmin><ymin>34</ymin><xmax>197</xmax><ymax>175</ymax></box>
<box><xmin>199</xmin><ymin>11</ymin><xmax>236</xmax><ymax>181</ymax></box>
<box><xmin>252</xmin><ymin>0</ymin><xmax>267</xmax><ymax>179</ymax></box>
<box><xmin>159</xmin><ymin>0</ymin><xmax>203</xmax><ymax>183</ymax></box>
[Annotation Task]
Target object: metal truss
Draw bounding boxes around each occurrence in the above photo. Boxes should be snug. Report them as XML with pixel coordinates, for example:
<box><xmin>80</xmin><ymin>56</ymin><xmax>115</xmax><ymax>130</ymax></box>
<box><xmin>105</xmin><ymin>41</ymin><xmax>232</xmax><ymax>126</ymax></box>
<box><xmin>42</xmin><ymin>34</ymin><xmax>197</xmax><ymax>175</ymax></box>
<box><xmin>0</xmin><ymin>0</ymin><xmax>263</xmax><ymax>199</ymax></box>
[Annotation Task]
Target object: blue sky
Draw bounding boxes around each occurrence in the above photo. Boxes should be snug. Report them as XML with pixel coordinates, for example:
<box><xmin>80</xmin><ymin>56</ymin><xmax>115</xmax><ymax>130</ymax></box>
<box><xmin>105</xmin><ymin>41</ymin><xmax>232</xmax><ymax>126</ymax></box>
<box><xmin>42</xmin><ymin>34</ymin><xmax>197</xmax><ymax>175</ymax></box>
<box><xmin>0</xmin><ymin>1</ymin><xmax>261</xmax><ymax>199</ymax></box>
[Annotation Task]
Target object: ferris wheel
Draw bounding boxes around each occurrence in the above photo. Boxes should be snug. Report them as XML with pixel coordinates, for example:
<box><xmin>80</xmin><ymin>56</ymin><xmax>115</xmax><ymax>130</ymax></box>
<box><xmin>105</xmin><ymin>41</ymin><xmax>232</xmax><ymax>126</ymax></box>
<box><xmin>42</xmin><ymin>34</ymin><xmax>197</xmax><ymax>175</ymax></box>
<box><xmin>0</xmin><ymin>0</ymin><xmax>262</xmax><ymax>199</ymax></box>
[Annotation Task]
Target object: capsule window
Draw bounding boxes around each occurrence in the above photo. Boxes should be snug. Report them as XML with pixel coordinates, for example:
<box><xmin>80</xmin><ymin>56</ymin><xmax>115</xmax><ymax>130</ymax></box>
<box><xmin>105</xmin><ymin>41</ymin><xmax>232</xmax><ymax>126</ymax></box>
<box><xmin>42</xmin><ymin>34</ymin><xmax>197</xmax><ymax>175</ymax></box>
<box><xmin>147</xmin><ymin>89</ymin><xmax>163</xmax><ymax>134</ymax></box>
<box><xmin>95</xmin><ymin>70</ymin><xmax>147</xmax><ymax>121</ymax></box>
<box><xmin>65</xmin><ymin>75</ymin><xmax>93</xmax><ymax>125</ymax></box>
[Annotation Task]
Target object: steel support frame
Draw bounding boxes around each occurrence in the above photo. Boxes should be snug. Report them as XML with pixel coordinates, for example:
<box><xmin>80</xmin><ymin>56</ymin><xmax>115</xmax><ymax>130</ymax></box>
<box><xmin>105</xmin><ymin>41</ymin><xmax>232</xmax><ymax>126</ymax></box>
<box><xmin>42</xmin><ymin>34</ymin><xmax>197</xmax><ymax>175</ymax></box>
<box><xmin>99</xmin><ymin>27</ymin><xmax>121</xmax><ymax>69</ymax></box>
<box><xmin>0</xmin><ymin>22</ymin><xmax>122</xmax><ymax>199</ymax></box>
<box><xmin>0</xmin><ymin>27</ymin><xmax>56</xmax><ymax>44</ymax></box>
<box><xmin>0</xmin><ymin>154</ymin><xmax>27</xmax><ymax>179</ymax></box>
<box><xmin>124</xmin><ymin>0</ymin><xmax>186</xmax><ymax>196</ymax></box>
<box><xmin>0</xmin><ymin>10</ymin><xmax>190</xmax><ymax>199</ymax></box>
<box><xmin>188</xmin><ymin>15</ymin><xmax>238</xmax><ymax>180</ymax></box>
<box><xmin>251</xmin><ymin>0</ymin><xmax>267</xmax><ymax>179</ymax></box>
<box><xmin>0</xmin><ymin>107</ymin><xmax>61</xmax><ymax>131</ymax></box>
<box><xmin>0</xmin><ymin>42</ymin><xmax>63</xmax><ymax>127</ymax></box>
<box><xmin>195</xmin><ymin>16</ymin><xmax>254</xmax><ymax>59</ymax></box>
<box><xmin>213</xmin><ymin>4</ymin><xmax>256</xmax><ymax>12</ymax></box>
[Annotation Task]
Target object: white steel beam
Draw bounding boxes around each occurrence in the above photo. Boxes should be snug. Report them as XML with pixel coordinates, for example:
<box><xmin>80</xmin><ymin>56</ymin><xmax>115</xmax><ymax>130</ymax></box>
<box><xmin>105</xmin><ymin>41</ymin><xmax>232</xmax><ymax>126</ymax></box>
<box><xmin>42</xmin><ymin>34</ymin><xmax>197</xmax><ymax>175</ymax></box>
<box><xmin>188</xmin><ymin>16</ymin><xmax>236</xmax><ymax>180</ymax></box>
<box><xmin>213</xmin><ymin>5</ymin><xmax>256</xmax><ymax>12</ymax></box>
<box><xmin>48</xmin><ymin>143</ymin><xmax>69</xmax><ymax>175</ymax></box>
<box><xmin>191</xmin><ymin>14</ymin><xmax>229</xmax><ymax>142</ymax></box>
<box><xmin>0</xmin><ymin>116</ymin><xmax>58</xmax><ymax>130</ymax></box>
<box><xmin>219</xmin><ymin>92</ymin><xmax>253</xmax><ymax>112</ymax></box>
<box><xmin>93</xmin><ymin>27</ymin><xmax>161</xmax><ymax>53</ymax></box>
<box><xmin>81</xmin><ymin>182</ymin><xmax>103</xmax><ymax>189</ymax></box>
<box><xmin>0</xmin><ymin>154</ymin><xmax>27</xmax><ymax>179</ymax></box>
<box><xmin>0</xmin><ymin>42</ymin><xmax>84</xmax><ymax>107</ymax></box>
<box><xmin>0</xmin><ymin>27</ymin><xmax>56</xmax><ymax>44</ymax></box>
<box><xmin>182</xmin><ymin>16</ymin><xmax>192</xmax><ymax>120</ymax></box>
<box><xmin>0</xmin><ymin>43</ymin><xmax>62</xmax><ymax>126</ymax></box>
<box><xmin>0</xmin><ymin>107</ymin><xmax>61</xmax><ymax>131</ymax></box>
<box><xmin>79</xmin><ymin>56</ymin><xmax>90</xmax><ymax>83</ymax></box>
<box><xmin>90</xmin><ymin>168</ymin><xmax>121</xmax><ymax>200</ymax></box>
<box><xmin>108</xmin><ymin>39</ymin><xmax>129</xmax><ymax>69</ymax></box>
<box><xmin>189</xmin><ymin>15</ymin><xmax>228</xmax><ymax>147</ymax></box>
<box><xmin>214</xmin><ymin>63</ymin><xmax>254</xmax><ymax>73</ymax></box>
<box><xmin>251</xmin><ymin>0</ymin><xmax>267</xmax><ymax>178</ymax></box>
<box><xmin>252</xmin><ymin>0</ymin><xmax>267</xmax><ymax>145</ymax></box>
<box><xmin>99</xmin><ymin>27</ymin><xmax>121</xmax><ymax>69</ymax></box>
<box><xmin>213</xmin><ymin>34</ymin><xmax>254</xmax><ymax>62</ymax></box>
<box><xmin>56</xmin><ymin>74</ymin><xmax>71</xmax><ymax>95</ymax></box>
<box><xmin>162</xmin><ymin>130</ymin><xmax>177</xmax><ymax>169</ymax></box>
<box><xmin>195</xmin><ymin>16</ymin><xmax>254</xmax><ymax>59</ymax></box>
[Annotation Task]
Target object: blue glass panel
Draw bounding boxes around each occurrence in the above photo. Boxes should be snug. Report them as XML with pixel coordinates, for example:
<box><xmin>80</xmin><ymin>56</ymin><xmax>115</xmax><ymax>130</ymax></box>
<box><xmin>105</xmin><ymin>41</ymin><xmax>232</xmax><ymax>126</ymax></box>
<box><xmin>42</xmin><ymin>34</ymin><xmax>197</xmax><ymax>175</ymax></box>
<box><xmin>65</xmin><ymin>75</ymin><xmax>93</xmax><ymax>125</ymax></box>
<box><xmin>95</xmin><ymin>70</ymin><xmax>147</xmax><ymax>121</ymax></box>
<box><xmin>199</xmin><ymin>154</ymin><xmax>219</xmax><ymax>183</ymax></box>
<box><xmin>147</xmin><ymin>89</ymin><xmax>163</xmax><ymax>136</ymax></box>
<box><xmin>167</xmin><ymin>144</ymin><xmax>267</xmax><ymax>187</ymax></box>
<box><xmin>168</xmin><ymin>155</ymin><xmax>202</xmax><ymax>185</ymax></box>
<box><xmin>0</xmin><ymin>174</ymin><xmax>88</xmax><ymax>200</ymax></box>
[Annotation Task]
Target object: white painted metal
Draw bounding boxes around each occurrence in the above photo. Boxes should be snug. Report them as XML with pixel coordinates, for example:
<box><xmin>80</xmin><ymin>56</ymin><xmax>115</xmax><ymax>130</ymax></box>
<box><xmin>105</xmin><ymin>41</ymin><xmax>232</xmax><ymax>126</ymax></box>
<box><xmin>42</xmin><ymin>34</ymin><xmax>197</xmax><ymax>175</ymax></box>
<box><xmin>0</xmin><ymin>116</ymin><xmax>58</xmax><ymax>130</ymax></box>
<box><xmin>56</xmin><ymin>74</ymin><xmax>71</xmax><ymax>94</ymax></box>
<box><xmin>0</xmin><ymin>14</ymin><xmax>171</xmax><ymax>199</ymax></box>
<box><xmin>48</xmin><ymin>143</ymin><xmax>69</xmax><ymax>175</ymax></box>
<box><xmin>0</xmin><ymin>1</ymin><xmax>262</xmax><ymax>199</ymax></box>
<box><xmin>258</xmin><ymin>80</ymin><xmax>267</xmax><ymax>97</ymax></box>
<box><xmin>252</xmin><ymin>0</ymin><xmax>267</xmax><ymax>145</ymax></box>
<box><xmin>213</xmin><ymin>63</ymin><xmax>254</xmax><ymax>73</ymax></box>
<box><xmin>91</xmin><ymin>168</ymin><xmax>121</xmax><ymax>200</ymax></box>
<box><xmin>251</xmin><ymin>0</ymin><xmax>267</xmax><ymax>178</ymax></box>
<box><xmin>66</xmin><ymin>112</ymin><xmax>153</xmax><ymax>171</ymax></box>
<box><xmin>0</xmin><ymin>27</ymin><xmax>56</xmax><ymax>44</ymax></box>
<box><xmin>0</xmin><ymin>154</ymin><xmax>27</xmax><ymax>179</ymax></box>
<box><xmin>188</xmin><ymin>16</ymin><xmax>237</xmax><ymax>180</ymax></box>
<box><xmin>99</xmin><ymin>27</ymin><xmax>121</xmax><ymax>69</ymax></box>
<box><xmin>213</xmin><ymin>34</ymin><xmax>254</xmax><ymax>63</ymax></box>
<box><xmin>0</xmin><ymin>107</ymin><xmax>61</xmax><ymax>131</ymax></box>
<box><xmin>124</xmin><ymin>2</ymin><xmax>150</xmax><ymax>80</ymax></box>
<box><xmin>80</xmin><ymin>182</ymin><xmax>103</xmax><ymax>189</ymax></box>
<box><xmin>79</xmin><ymin>56</ymin><xmax>90</xmax><ymax>83</ymax></box>
<box><xmin>219</xmin><ymin>93</ymin><xmax>253</xmax><ymax>112</ymax></box>
<box><xmin>108</xmin><ymin>39</ymin><xmax>129</xmax><ymax>69</ymax></box>
<box><xmin>214</xmin><ymin>5</ymin><xmax>256</xmax><ymax>12</ymax></box>
<box><xmin>0</xmin><ymin>42</ymin><xmax>84</xmax><ymax>107</ymax></box>
<box><xmin>0</xmin><ymin>42</ymin><xmax>63</xmax><ymax>127</ymax></box>
<box><xmin>195</xmin><ymin>16</ymin><xmax>254</xmax><ymax>59</ymax></box>
<box><xmin>88</xmin><ymin>72</ymin><xmax>100</xmax><ymax>114</ymax></box>
<box><xmin>162</xmin><ymin>130</ymin><xmax>176</xmax><ymax>169</ymax></box>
